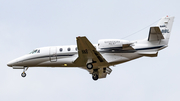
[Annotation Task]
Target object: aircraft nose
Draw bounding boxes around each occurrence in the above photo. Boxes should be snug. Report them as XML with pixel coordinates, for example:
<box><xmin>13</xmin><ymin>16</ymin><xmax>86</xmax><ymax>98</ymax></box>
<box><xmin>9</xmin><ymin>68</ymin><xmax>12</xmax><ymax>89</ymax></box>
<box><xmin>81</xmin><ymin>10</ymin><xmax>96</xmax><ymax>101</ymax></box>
<box><xmin>7</xmin><ymin>62</ymin><xmax>12</xmax><ymax>67</ymax></box>
<box><xmin>7</xmin><ymin>60</ymin><xmax>16</xmax><ymax>67</ymax></box>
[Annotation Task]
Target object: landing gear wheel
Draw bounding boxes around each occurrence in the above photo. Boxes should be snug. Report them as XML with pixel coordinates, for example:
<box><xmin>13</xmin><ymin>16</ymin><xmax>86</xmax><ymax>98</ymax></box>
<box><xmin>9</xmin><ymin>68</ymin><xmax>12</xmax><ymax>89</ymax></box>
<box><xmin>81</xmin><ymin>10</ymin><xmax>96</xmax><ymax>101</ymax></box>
<box><xmin>86</xmin><ymin>63</ymin><xmax>93</xmax><ymax>69</ymax></box>
<box><xmin>92</xmin><ymin>73</ymin><xmax>98</xmax><ymax>81</ymax></box>
<box><xmin>21</xmin><ymin>72</ymin><xmax>26</xmax><ymax>77</ymax></box>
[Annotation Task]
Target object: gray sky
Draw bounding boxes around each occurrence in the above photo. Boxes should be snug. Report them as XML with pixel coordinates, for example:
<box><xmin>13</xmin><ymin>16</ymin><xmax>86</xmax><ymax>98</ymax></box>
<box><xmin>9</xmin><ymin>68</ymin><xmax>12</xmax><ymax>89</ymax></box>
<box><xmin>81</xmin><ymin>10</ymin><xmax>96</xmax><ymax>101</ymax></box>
<box><xmin>1</xmin><ymin>0</ymin><xmax>180</xmax><ymax>101</ymax></box>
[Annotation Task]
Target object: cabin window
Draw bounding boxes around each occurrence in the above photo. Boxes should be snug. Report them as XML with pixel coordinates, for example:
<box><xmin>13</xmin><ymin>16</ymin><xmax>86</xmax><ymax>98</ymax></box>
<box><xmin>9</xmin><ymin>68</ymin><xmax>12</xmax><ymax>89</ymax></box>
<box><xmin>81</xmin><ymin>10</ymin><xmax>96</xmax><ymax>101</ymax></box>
<box><xmin>37</xmin><ymin>50</ymin><xmax>40</xmax><ymax>53</ymax></box>
<box><xmin>29</xmin><ymin>50</ymin><xmax>34</xmax><ymax>54</ymax></box>
<box><xmin>29</xmin><ymin>49</ymin><xmax>40</xmax><ymax>54</ymax></box>
<box><xmin>59</xmin><ymin>48</ymin><xmax>63</xmax><ymax>52</ymax></box>
<box><xmin>34</xmin><ymin>50</ymin><xmax>37</xmax><ymax>53</ymax></box>
<box><xmin>67</xmin><ymin>47</ymin><xmax>71</xmax><ymax>51</ymax></box>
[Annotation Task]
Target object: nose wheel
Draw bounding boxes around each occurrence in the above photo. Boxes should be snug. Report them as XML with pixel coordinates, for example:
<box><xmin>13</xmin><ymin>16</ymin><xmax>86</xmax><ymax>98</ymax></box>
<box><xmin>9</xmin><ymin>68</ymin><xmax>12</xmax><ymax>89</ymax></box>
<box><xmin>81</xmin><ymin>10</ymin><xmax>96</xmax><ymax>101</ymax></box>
<box><xmin>21</xmin><ymin>72</ymin><xmax>26</xmax><ymax>77</ymax></box>
<box><xmin>21</xmin><ymin>67</ymin><xmax>28</xmax><ymax>78</ymax></box>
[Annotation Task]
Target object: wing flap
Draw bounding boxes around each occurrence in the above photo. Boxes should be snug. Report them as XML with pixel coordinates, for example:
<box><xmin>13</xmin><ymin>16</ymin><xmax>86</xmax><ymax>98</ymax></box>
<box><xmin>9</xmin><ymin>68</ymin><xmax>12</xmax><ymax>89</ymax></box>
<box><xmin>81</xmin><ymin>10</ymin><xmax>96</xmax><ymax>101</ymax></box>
<box><xmin>88</xmin><ymin>67</ymin><xmax>112</xmax><ymax>79</ymax></box>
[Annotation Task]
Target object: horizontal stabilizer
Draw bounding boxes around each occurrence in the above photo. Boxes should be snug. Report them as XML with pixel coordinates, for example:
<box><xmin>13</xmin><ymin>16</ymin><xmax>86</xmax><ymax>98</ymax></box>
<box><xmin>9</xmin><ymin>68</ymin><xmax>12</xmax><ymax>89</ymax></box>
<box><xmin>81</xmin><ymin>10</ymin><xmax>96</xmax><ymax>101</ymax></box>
<box><xmin>148</xmin><ymin>27</ymin><xmax>164</xmax><ymax>41</ymax></box>
<box><xmin>137</xmin><ymin>51</ymin><xmax>158</xmax><ymax>57</ymax></box>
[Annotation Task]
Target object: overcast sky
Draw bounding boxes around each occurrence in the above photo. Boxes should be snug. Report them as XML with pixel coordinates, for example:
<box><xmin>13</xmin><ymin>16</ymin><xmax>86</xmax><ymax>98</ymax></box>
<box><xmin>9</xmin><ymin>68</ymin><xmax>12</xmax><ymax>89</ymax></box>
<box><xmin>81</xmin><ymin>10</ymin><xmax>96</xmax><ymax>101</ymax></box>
<box><xmin>1</xmin><ymin>0</ymin><xmax>180</xmax><ymax>101</ymax></box>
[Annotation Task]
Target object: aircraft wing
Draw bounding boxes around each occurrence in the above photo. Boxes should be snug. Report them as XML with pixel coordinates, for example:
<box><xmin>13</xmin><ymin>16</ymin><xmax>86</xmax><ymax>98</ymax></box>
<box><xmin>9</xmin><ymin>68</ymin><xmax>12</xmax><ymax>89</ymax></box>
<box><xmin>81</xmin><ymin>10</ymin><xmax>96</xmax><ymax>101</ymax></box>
<box><xmin>148</xmin><ymin>26</ymin><xmax>164</xmax><ymax>41</ymax></box>
<box><xmin>74</xmin><ymin>36</ymin><xmax>108</xmax><ymax>68</ymax></box>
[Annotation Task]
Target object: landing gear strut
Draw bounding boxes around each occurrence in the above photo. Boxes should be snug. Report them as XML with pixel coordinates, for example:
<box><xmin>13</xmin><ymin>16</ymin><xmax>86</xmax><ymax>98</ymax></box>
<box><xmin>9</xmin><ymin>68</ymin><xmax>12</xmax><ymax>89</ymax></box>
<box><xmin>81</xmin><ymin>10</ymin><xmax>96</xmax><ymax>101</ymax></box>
<box><xmin>21</xmin><ymin>67</ymin><xmax>28</xmax><ymax>77</ymax></box>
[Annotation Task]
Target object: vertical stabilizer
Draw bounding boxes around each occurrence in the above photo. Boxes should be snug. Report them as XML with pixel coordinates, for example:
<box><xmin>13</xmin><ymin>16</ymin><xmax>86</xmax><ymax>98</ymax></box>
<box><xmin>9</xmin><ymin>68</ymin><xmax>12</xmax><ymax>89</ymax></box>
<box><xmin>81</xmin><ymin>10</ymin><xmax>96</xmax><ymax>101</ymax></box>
<box><xmin>157</xmin><ymin>16</ymin><xmax>174</xmax><ymax>45</ymax></box>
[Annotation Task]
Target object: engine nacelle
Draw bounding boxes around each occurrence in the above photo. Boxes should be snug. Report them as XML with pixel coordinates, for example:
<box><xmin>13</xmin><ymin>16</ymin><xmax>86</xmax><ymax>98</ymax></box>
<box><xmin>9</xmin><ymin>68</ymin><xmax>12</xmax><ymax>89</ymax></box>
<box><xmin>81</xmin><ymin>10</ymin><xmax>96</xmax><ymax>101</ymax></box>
<box><xmin>98</xmin><ymin>39</ymin><xmax>130</xmax><ymax>49</ymax></box>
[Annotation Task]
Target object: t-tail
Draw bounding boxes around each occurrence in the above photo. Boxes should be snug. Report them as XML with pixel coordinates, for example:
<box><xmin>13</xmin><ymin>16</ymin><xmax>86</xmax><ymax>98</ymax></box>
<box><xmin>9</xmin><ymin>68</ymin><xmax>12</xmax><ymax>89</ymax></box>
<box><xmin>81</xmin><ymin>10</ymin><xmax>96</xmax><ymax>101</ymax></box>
<box><xmin>136</xmin><ymin>16</ymin><xmax>174</xmax><ymax>57</ymax></box>
<box><xmin>148</xmin><ymin>16</ymin><xmax>175</xmax><ymax>45</ymax></box>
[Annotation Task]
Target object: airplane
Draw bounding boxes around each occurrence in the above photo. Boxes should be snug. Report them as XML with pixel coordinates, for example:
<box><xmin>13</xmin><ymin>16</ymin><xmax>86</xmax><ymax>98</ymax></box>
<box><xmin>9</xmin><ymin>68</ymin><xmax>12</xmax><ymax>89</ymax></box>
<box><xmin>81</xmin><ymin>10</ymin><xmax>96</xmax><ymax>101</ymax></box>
<box><xmin>7</xmin><ymin>16</ymin><xmax>174</xmax><ymax>81</ymax></box>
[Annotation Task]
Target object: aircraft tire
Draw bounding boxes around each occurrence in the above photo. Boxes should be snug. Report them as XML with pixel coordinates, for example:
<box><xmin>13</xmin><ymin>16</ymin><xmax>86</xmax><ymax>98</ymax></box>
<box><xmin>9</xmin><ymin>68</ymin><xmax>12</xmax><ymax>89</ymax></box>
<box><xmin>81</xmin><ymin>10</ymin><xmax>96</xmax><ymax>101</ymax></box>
<box><xmin>86</xmin><ymin>63</ymin><xmax>93</xmax><ymax>69</ymax></box>
<box><xmin>92</xmin><ymin>73</ymin><xmax>98</xmax><ymax>81</ymax></box>
<box><xmin>21</xmin><ymin>72</ymin><xmax>26</xmax><ymax>77</ymax></box>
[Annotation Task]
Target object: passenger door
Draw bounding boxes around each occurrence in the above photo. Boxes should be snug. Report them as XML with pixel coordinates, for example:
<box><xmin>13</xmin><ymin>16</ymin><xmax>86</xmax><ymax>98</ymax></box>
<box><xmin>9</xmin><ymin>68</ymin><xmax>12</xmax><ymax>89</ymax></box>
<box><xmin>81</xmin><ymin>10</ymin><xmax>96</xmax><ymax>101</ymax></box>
<box><xmin>49</xmin><ymin>47</ymin><xmax>57</xmax><ymax>62</ymax></box>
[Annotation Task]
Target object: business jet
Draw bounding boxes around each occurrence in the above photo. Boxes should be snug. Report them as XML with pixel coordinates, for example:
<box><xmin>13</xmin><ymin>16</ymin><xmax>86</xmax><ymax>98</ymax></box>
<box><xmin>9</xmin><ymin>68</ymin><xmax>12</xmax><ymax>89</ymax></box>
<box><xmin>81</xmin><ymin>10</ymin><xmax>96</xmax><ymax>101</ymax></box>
<box><xmin>7</xmin><ymin>16</ymin><xmax>174</xmax><ymax>81</ymax></box>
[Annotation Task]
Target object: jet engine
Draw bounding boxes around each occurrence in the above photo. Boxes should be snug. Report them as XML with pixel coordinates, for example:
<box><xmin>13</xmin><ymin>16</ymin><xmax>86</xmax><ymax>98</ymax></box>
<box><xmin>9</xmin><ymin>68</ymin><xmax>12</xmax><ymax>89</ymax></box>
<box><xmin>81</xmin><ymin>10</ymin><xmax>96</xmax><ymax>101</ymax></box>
<box><xmin>98</xmin><ymin>39</ymin><xmax>131</xmax><ymax>49</ymax></box>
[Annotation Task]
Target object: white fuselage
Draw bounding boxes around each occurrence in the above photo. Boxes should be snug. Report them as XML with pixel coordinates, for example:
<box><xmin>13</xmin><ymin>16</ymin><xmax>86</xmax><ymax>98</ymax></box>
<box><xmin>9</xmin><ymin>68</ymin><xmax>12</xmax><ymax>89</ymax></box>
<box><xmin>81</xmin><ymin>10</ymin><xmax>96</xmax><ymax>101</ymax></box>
<box><xmin>7</xmin><ymin>40</ymin><xmax>165</xmax><ymax>69</ymax></box>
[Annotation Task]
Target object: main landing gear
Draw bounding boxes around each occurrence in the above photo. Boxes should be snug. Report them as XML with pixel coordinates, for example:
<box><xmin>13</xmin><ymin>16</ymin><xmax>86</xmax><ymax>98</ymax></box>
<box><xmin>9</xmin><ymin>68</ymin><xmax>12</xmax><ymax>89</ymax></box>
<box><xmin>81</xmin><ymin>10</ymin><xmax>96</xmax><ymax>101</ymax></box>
<box><xmin>21</xmin><ymin>67</ymin><xmax>28</xmax><ymax>77</ymax></box>
<box><xmin>86</xmin><ymin>63</ymin><xmax>93</xmax><ymax>69</ymax></box>
<box><xmin>92</xmin><ymin>69</ymin><xmax>99</xmax><ymax>81</ymax></box>
<box><xmin>92</xmin><ymin>72</ymin><xmax>98</xmax><ymax>81</ymax></box>
<box><xmin>86</xmin><ymin>63</ymin><xmax>99</xmax><ymax>80</ymax></box>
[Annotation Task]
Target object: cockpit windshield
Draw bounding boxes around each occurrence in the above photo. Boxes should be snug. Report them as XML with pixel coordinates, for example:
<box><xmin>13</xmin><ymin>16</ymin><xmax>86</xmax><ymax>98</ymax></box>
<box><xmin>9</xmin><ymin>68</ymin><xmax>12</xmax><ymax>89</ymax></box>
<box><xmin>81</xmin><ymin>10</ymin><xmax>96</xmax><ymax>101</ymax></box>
<box><xmin>29</xmin><ymin>49</ymin><xmax>40</xmax><ymax>54</ymax></box>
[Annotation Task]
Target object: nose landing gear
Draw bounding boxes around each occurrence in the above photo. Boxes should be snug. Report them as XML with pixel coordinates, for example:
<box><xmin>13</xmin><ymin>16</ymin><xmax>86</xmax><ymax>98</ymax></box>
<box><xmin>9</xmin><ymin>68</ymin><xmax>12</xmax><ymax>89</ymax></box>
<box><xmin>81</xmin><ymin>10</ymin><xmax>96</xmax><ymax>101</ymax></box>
<box><xmin>21</xmin><ymin>67</ymin><xmax>28</xmax><ymax>77</ymax></box>
<box><xmin>21</xmin><ymin>72</ymin><xmax>26</xmax><ymax>77</ymax></box>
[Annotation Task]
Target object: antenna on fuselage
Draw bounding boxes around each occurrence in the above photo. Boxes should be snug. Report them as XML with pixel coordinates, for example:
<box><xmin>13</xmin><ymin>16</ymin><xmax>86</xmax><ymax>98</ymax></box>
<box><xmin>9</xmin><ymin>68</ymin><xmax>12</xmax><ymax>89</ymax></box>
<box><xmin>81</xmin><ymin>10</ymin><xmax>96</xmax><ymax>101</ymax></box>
<box><xmin>121</xmin><ymin>18</ymin><xmax>160</xmax><ymax>39</ymax></box>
